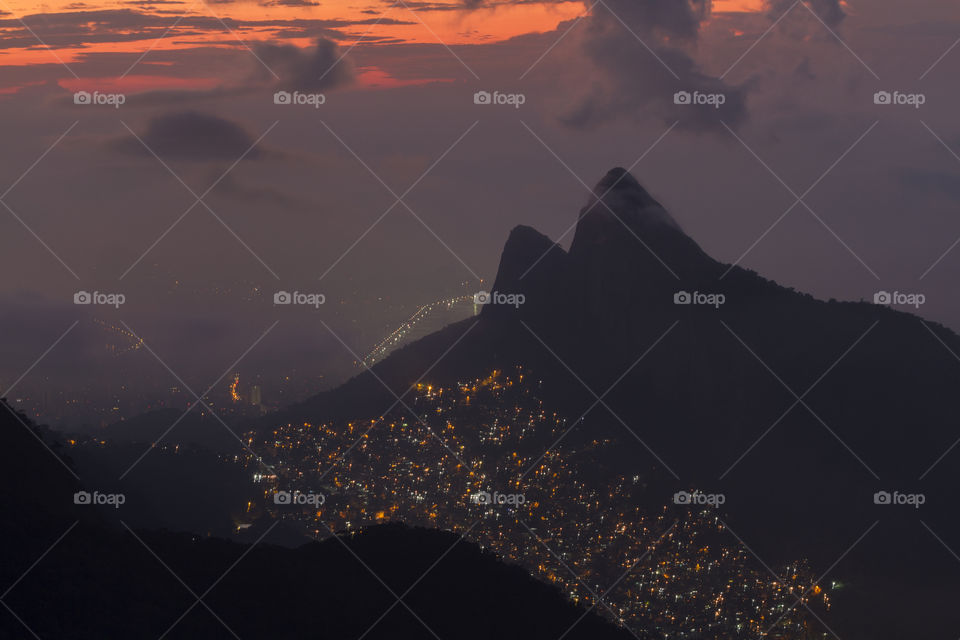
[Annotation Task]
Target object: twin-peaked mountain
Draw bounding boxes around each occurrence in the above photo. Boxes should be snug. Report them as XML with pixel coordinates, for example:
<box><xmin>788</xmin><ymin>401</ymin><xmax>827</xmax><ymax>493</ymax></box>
<box><xmin>286</xmin><ymin>167</ymin><xmax>958</xmax><ymax>488</ymax></box>
<box><xmin>272</xmin><ymin>168</ymin><xmax>960</xmax><ymax>638</ymax></box>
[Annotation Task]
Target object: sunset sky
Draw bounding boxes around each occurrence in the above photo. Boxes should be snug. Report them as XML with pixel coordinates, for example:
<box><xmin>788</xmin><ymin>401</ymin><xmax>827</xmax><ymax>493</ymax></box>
<box><xmin>0</xmin><ymin>0</ymin><xmax>767</xmax><ymax>91</ymax></box>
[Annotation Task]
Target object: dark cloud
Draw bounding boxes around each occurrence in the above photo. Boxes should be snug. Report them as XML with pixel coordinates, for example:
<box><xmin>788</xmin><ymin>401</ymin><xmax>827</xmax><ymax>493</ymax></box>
<box><xmin>444</xmin><ymin>0</ymin><xmax>842</xmax><ymax>133</ymax></box>
<box><xmin>262</xmin><ymin>0</ymin><xmax>320</xmax><ymax>5</ymax></box>
<box><xmin>114</xmin><ymin>111</ymin><xmax>264</xmax><ymax>161</ymax></box>
<box><xmin>443</xmin><ymin>0</ymin><xmax>744</xmax><ymax>132</ymax></box>
<box><xmin>794</xmin><ymin>57</ymin><xmax>816</xmax><ymax>81</ymax></box>
<box><xmin>561</xmin><ymin>0</ymin><xmax>748</xmax><ymax>132</ymax></box>
<box><xmin>593</xmin><ymin>0</ymin><xmax>710</xmax><ymax>39</ymax></box>
<box><xmin>766</xmin><ymin>0</ymin><xmax>845</xmax><ymax>27</ymax></box>
<box><xmin>0</xmin><ymin>9</ymin><xmax>411</xmax><ymax>50</ymax></box>
<box><xmin>69</xmin><ymin>37</ymin><xmax>357</xmax><ymax>108</ymax></box>
<box><xmin>254</xmin><ymin>37</ymin><xmax>354</xmax><ymax>91</ymax></box>
<box><xmin>0</xmin><ymin>10</ymin><xmax>230</xmax><ymax>49</ymax></box>
<box><xmin>262</xmin><ymin>17</ymin><xmax>414</xmax><ymax>41</ymax></box>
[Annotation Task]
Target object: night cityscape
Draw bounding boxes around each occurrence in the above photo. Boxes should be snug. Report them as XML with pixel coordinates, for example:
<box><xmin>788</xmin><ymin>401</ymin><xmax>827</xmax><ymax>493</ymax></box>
<box><xmin>254</xmin><ymin>370</ymin><xmax>830</xmax><ymax>638</ymax></box>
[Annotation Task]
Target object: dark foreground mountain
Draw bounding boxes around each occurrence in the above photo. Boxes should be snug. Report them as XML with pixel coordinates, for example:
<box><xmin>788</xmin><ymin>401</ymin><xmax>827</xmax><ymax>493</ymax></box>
<box><xmin>0</xmin><ymin>402</ymin><xmax>635</xmax><ymax>640</ymax></box>
<box><xmin>262</xmin><ymin>168</ymin><xmax>960</xmax><ymax>638</ymax></box>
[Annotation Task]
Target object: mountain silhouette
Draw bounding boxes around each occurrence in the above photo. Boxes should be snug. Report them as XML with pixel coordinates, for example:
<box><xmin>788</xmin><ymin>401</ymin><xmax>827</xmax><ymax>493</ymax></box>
<box><xmin>267</xmin><ymin>168</ymin><xmax>960</xmax><ymax>639</ymax></box>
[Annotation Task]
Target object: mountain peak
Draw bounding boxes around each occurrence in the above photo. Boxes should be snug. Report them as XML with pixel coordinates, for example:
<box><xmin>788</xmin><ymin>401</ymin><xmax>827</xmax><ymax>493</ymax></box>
<box><xmin>486</xmin><ymin>225</ymin><xmax>568</xmax><ymax>320</ymax></box>
<box><xmin>583</xmin><ymin>167</ymin><xmax>681</xmax><ymax>232</ymax></box>
<box><xmin>593</xmin><ymin>167</ymin><xmax>642</xmax><ymax>194</ymax></box>
<box><xmin>480</xmin><ymin>170</ymin><xmax>716</xmax><ymax>334</ymax></box>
